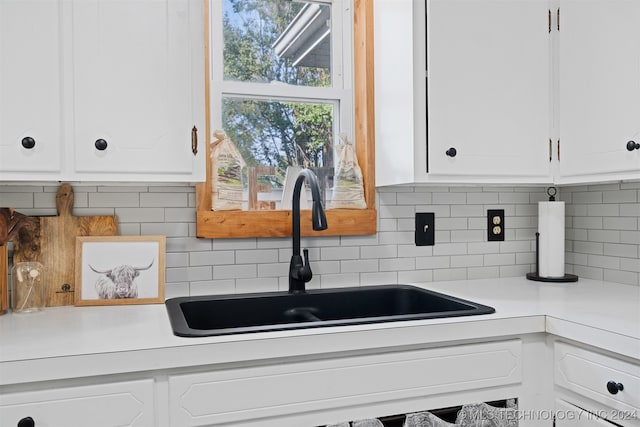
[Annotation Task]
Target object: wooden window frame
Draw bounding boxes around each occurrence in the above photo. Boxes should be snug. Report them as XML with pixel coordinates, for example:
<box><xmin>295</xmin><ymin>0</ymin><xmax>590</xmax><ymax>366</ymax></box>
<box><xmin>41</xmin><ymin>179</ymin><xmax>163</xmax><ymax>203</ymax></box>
<box><xmin>195</xmin><ymin>0</ymin><xmax>375</xmax><ymax>239</ymax></box>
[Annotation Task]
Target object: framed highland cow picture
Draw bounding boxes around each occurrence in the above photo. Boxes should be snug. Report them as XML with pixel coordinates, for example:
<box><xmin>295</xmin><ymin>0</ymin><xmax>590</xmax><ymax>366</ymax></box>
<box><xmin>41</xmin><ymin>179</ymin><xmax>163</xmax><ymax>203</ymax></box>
<box><xmin>75</xmin><ymin>235</ymin><xmax>165</xmax><ymax>306</ymax></box>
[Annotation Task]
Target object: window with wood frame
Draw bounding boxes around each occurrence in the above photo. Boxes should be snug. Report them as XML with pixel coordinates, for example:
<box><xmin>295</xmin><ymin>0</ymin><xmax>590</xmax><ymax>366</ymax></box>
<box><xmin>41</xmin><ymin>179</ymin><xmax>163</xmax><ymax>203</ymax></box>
<box><xmin>196</xmin><ymin>0</ymin><xmax>375</xmax><ymax>238</ymax></box>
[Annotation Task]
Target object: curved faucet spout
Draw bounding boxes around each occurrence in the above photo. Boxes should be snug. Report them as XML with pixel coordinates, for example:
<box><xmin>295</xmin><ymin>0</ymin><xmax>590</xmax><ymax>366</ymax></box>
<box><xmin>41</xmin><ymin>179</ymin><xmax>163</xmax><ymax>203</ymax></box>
<box><xmin>289</xmin><ymin>168</ymin><xmax>328</xmax><ymax>293</ymax></box>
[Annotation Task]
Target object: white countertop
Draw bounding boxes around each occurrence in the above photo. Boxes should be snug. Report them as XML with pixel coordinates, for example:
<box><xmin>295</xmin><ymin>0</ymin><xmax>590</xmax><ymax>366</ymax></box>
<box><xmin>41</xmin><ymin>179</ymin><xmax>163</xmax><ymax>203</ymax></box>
<box><xmin>1</xmin><ymin>277</ymin><xmax>638</xmax><ymax>386</ymax></box>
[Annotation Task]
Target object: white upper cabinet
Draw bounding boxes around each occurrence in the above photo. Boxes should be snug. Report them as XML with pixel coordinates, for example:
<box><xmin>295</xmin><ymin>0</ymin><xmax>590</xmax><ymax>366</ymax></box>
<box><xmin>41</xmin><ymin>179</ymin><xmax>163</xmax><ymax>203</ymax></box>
<box><xmin>0</xmin><ymin>1</ymin><xmax>64</xmax><ymax>178</ymax></box>
<box><xmin>375</xmin><ymin>0</ymin><xmax>552</xmax><ymax>186</ymax></box>
<box><xmin>375</xmin><ymin>0</ymin><xmax>640</xmax><ymax>186</ymax></box>
<box><xmin>427</xmin><ymin>0</ymin><xmax>551</xmax><ymax>183</ymax></box>
<box><xmin>557</xmin><ymin>0</ymin><xmax>640</xmax><ymax>184</ymax></box>
<box><xmin>0</xmin><ymin>0</ymin><xmax>205</xmax><ymax>183</ymax></box>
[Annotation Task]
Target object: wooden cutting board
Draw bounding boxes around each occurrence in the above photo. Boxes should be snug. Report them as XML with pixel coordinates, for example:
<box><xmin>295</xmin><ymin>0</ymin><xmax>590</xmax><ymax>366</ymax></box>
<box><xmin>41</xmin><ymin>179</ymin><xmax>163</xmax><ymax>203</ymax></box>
<box><xmin>12</xmin><ymin>184</ymin><xmax>119</xmax><ymax>306</ymax></box>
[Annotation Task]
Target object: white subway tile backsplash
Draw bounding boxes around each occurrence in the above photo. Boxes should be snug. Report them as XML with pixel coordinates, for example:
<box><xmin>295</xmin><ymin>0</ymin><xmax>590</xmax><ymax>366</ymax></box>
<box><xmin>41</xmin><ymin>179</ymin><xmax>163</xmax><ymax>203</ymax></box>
<box><xmin>604</xmin><ymin>270</ymin><xmax>639</xmax><ymax>286</ymax></box>
<box><xmin>320</xmin><ymin>246</ymin><xmax>360</xmax><ymax>260</ymax></box>
<box><xmin>620</xmin><ymin>231</ymin><xmax>640</xmax><ymax>245</ymax></box>
<box><xmin>235</xmin><ymin>249</ymin><xmax>279</xmax><ymax>264</ymax></box>
<box><xmin>360</xmin><ymin>245</ymin><xmax>398</xmax><ymax>259</ymax></box>
<box><xmin>166</xmin><ymin>252</ymin><xmax>189</xmax><ymax>268</ymax></box>
<box><xmin>587</xmin><ymin>254</ymin><xmax>621</xmax><ymax>270</ymax></box>
<box><xmin>450</xmin><ymin>230</ymin><xmax>484</xmax><ymax>242</ymax></box>
<box><xmin>564</xmin><ymin>182</ymin><xmax>639</xmax><ymax>285</ymax></box>
<box><xmin>360</xmin><ymin>271</ymin><xmax>398</xmax><ymax>285</ymax></box>
<box><xmin>4</xmin><ymin>180</ymin><xmax>637</xmax><ymax>297</ymax></box>
<box><xmin>166</xmin><ymin>266</ymin><xmax>212</xmax><ymax>283</ymax></box>
<box><xmin>573</xmin><ymin>240</ymin><xmax>604</xmax><ymax>255</ymax></box>
<box><xmin>483</xmin><ymin>253</ymin><xmax>516</xmax><ymax>266</ymax></box>
<box><xmin>450</xmin><ymin>254</ymin><xmax>484</xmax><ymax>268</ymax></box>
<box><xmin>587</xmin><ymin>204</ymin><xmax>620</xmax><ymax>217</ymax></box>
<box><xmin>572</xmin><ymin>191</ymin><xmax>602</xmax><ymax>204</ymax></box>
<box><xmin>432</xmin><ymin>243</ymin><xmax>467</xmax><ymax>256</ymax></box>
<box><xmin>141</xmin><ymin>222</ymin><xmax>189</xmax><ymax>237</ymax></box>
<box><xmin>467</xmin><ymin>266</ymin><xmax>500</xmax><ymax>280</ymax></box>
<box><xmin>498</xmin><ymin>192</ymin><xmax>530</xmax><ymax>204</ymax></box>
<box><xmin>379</xmin><ymin>257</ymin><xmax>415</xmax><ymax>272</ymax></box>
<box><xmin>432</xmin><ymin>192</ymin><xmax>466</xmax><ymax>205</ymax></box>
<box><xmin>466</xmin><ymin>192</ymin><xmax>499</xmax><ymax>205</ymax></box>
<box><xmin>433</xmin><ymin>268</ymin><xmax>467</xmax><ymax>282</ymax></box>
<box><xmin>257</xmin><ymin>262</ymin><xmax>289</xmax><ymax>278</ymax></box>
<box><xmin>398</xmin><ymin>269</ymin><xmax>433</xmax><ymax>283</ymax></box>
<box><xmin>603</xmin><ymin>190</ymin><xmax>637</xmax><ymax>203</ymax></box>
<box><xmin>116</xmin><ymin>207</ymin><xmax>165</xmax><ymax>222</ymax></box>
<box><xmin>189</xmin><ymin>280</ymin><xmax>235</xmax><ymax>296</ymax></box>
<box><xmin>340</xmin><ymin>259</ymin><xmax>378</xmax><ymax>273</ymax></box>
<box><xmin>213</xmin><ymin>264</ymin><xmax>257</xmax><ymax>280</ymax></box>
<box><xmin>620</xmin><ymin>204</ymin><xmax>640</xmax><ymax>216</ymax></box>
<box><xmin>603</xmin><ymin>243</ymin><xmax>638</xmax><ymax>259</ymax></box>
<box><xmin>236</xmin><ymin>277</ymin><xmax>279</xmax><ymax>293</ymax></box>
<box><xmin>415</xmin><ymin>256</ymin><xmax>450</xmax><ymax>269</ymax></box>
<box><xmin>377</xmin><ymin>231</ymin><xmax>414</xmax><ymax>245</ymax></box>
<box><xmin>603</xmin><ymin>217</ymin><xmax>638</xmax><ymax>230</ymax></box>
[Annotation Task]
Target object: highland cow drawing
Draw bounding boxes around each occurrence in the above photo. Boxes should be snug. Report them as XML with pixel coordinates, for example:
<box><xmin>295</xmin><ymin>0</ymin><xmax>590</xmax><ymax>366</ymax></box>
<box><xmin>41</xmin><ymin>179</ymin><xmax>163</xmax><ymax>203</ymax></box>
<box><xmin>89</xmin><ymin>261</ymin><xmax>154</xmax><ymax>299</ymax></box>
<box><xmin>75</xmin><ymin>235</ymin><xmax>166</xmax><ymax>306</ymax></box>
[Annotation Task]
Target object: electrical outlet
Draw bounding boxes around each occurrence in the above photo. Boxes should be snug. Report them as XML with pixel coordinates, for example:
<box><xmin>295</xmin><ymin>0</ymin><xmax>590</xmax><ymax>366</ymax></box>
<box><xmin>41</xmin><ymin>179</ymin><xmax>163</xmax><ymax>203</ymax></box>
<box><xmin>415</xmin><ymin>212</ymin><xmax>435</xmax><ymax>246</ymax></box>
<box><xmin>487</xmin><ymin>209</ymin><xmax>505</xmax><ymax>241</ymax></box>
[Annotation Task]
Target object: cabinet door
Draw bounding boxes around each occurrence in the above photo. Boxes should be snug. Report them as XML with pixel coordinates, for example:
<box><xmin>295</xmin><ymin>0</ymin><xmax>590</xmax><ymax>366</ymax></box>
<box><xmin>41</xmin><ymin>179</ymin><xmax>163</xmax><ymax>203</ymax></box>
<box><xmin>558</xmin><ymin>0</ymin><xmax>640</xmax><ymax>183</ymax></box>
<box><xmin>0</xmin><ymin>0</ymin><xmax>63</xmax><ymax>178</ymax></box>
<box><xmin>0</xmin><ymin>379</ymin><xmax>155</xmax><ymax>427</ymax></box>
<box><xmin>71</xmin><ymin>0</ymin><xmax>205</xmax><ymax>181</ymax></box>
<box><xmin>427</xmin><ymin>0</ymin><xmax>551</xmax><ymax>181</ymax></box>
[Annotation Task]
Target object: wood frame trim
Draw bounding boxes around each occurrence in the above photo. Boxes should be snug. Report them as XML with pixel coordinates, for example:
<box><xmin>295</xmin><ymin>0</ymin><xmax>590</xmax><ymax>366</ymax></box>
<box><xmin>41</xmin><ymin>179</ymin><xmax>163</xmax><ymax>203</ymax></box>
<box><xmin>195</xmin><ymin>0</ymin><xmax>376</xmax><ymax>238</ymax></box>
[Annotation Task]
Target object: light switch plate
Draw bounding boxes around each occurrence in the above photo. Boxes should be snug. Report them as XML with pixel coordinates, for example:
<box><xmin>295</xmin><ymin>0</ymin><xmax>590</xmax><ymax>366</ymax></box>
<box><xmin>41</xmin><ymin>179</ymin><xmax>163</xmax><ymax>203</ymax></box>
<box><xmin>415</xmin><ymin>213</ymin><xmax>435</xmax><ymax>246</ymax></box>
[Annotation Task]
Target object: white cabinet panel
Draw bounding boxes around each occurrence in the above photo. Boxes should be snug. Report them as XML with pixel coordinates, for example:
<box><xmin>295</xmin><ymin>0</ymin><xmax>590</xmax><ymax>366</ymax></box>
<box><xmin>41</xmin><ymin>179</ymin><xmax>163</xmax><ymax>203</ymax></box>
<box><xmin>375</xmin><ymin>0</ymin><xmax>552</xmax><ymax>186</ymax></box>
<box><xmin>0</xmin><ymin>379</ymin><xmax>155</xmax><ymax>427</ymax></box>
<box><xmin>0</xmin><ymin>0</ymin><xmax>205</xmax><ymax>182</ymax></box>
<box><xmin>71</xmin><ymin>0</ymin><xmax>204</xmax><ymax>180</ymax></box>
<box><xmin>427</xmin><ymin>0</ymin><xmax>551</xmax><ymax>181</ymax></box>
<box><xmin>169</xmin><ymin>340</ymin><xmax>522</xmax><ymax>426</ymax></box>
<box><xmin>0</xmin><ymin>0</ymin><xmax>63</xmax><ymax>177</ymax></box>
<box><xmin>558</xmin><ymin>0</ymin><xmax>640</xmax><ymax>183</ymax></box>
<box><xmin>554</xmin><ymin>342</ymin><xmax>640</xmax><ymax>417</ymax></box>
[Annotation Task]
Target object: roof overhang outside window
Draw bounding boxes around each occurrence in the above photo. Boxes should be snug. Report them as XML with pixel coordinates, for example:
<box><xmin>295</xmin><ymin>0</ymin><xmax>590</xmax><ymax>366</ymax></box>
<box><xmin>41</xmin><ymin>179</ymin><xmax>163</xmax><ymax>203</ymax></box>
<box><xmin>272</xmin><ymin>3</ymin><xmax>331</xmax><ymax>68</ymax></box>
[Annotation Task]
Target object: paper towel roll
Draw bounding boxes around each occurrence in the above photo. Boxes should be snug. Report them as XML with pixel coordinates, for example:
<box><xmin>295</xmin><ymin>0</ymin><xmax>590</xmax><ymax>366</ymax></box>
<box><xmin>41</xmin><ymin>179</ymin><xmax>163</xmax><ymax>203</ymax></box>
<box><xmin>538</xmin><ymin>201</ymin><xmax>565</xmax><ymax>278</ymax></box>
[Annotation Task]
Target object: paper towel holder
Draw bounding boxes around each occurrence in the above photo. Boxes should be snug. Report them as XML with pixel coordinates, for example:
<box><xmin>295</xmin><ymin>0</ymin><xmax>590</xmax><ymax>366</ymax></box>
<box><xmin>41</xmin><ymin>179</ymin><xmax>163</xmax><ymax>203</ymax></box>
<box><xmin>526</xmin><ymin>232</ymin><xmax>578</xmax><ymax>283</ymax></box>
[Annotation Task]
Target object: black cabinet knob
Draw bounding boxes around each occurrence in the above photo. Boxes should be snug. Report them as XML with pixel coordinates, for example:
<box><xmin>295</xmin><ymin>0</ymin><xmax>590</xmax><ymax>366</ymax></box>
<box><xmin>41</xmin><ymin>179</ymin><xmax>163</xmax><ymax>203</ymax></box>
<box><xmin>17</xmin><ymin>416</ymin><xmax>35</xmax><ymax>427</ymax></box>
<box><xmin>21</xmin><ymin>137</ymin><xmax>36</xmax><ymax>149</ymax></box>
<box><xmin>627</xmin><ymin>141</ymin><xmax>640</xmax><ymax>151</ymax></box>
<box><xmin>94</xmin><ymin>139</ymin><xmax>108</xmax><ymax>151</ymax></box>
<box><xmin>606</xmin><ymin>380</ymin><xmax>624</xmax><ymax>395</ymax></box>
<box><xmin>445</xmin><ymin>147</ymin><xmax>457</xmax><ymax>157</ymax></box>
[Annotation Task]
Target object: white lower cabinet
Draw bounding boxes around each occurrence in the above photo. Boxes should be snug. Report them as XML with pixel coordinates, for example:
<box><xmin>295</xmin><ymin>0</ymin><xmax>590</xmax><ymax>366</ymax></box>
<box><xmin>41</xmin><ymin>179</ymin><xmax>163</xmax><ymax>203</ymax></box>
<box><xmin>0</xmin><ymin>379</ymin><xmax>155</xmax><ymax>427</ymax></box>
<box><xmin>168</xmin><ymin>340</ymin><xmax>523</xmax><ymax>427</ymax></box>
<box><xmin>553</xmin><ymin>341</ymin><xmax>640</xmax><ymax>427</ymax></box>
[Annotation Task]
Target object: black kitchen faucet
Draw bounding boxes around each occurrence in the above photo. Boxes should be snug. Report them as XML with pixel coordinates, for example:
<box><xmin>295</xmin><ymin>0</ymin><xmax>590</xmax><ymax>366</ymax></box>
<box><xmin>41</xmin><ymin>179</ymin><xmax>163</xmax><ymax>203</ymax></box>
<box><xmin>288</xmin><ymin>169</ymin><xmax>328</xmax><ymax>293</ymax></box>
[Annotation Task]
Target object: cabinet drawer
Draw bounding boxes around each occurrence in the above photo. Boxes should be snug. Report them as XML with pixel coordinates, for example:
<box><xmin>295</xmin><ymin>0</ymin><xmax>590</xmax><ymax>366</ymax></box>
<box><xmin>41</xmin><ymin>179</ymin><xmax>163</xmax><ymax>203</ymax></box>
<box><xmin>555</xmin><ymin>342</ymin><xmax>640</xmax><ymax>416</ymax></box>
<box><xmin>0</xmin><ymin>379</ymin><xmax>155</xmax><ymax>427</ymax></box>
<box><xmin>170</xmin><ymin>339</ymin><xmax>522</xmax><ymax>426</ymax></box>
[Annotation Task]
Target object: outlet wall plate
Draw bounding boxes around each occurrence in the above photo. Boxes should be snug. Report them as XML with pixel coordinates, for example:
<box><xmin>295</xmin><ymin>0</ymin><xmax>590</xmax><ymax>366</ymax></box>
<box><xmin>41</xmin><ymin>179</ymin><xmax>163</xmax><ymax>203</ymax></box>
<box><xmin>415</xmin><ymin>213</ymin><xmax>435</xmax><ymax>246</ymax></box>
<box><xmin>487</xmin><ymin>209</ymin><xmax>505</xmax><ymax>241</ymax></box>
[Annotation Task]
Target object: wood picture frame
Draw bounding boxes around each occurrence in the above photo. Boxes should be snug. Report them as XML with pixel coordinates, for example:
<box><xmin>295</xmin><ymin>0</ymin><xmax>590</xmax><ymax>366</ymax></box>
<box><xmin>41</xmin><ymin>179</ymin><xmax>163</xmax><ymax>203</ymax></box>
<box><xmin>75</xmin><ymin>235</ymin><xmax>165</xmax><ymax>306</ymax></box>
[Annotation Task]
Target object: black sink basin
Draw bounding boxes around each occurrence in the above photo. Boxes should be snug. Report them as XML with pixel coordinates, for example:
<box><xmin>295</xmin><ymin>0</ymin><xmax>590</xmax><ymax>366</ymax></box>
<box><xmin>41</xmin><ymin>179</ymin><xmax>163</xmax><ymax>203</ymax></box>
<box><xmin>165</xmin><ymin>285</ymin><xmax>495</xmax><ymax>337</ymax></box>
